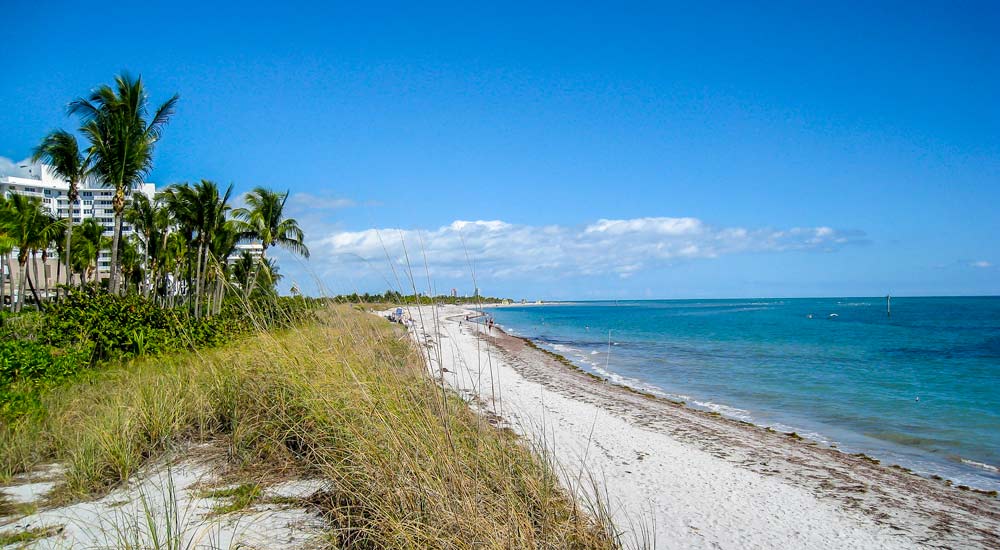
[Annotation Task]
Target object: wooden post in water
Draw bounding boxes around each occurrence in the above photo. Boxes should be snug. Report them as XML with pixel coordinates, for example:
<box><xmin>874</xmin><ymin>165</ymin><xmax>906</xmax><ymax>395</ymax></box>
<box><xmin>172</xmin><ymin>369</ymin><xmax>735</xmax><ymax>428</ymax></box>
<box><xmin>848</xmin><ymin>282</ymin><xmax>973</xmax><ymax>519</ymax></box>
<box><xmin>886</xmin><ymin>295</ymin><xmax>891</xmax><ymax>317</ymax></box>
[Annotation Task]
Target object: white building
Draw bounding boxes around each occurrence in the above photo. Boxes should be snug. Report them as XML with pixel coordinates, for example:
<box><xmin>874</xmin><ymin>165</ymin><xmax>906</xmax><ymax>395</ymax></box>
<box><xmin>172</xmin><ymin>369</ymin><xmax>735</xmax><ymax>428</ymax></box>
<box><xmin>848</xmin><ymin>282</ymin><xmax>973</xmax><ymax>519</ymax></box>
<box><xmin>1</xmin><ymin>163</ymin><xmax>155</xmax><ymax>296</ymax></box>
<box><xmin>230</xmin><ymin>242</ymin><xmax>264</xmax><ymax>263</ymax></box>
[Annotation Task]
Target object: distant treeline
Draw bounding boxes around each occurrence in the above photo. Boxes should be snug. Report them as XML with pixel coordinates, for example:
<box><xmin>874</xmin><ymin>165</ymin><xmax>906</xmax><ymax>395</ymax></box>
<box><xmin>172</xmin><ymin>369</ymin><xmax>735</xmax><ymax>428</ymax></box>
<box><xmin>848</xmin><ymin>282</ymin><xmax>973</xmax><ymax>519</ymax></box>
<box><xmin>331</xmin><ymin>290</ymin><xmax>511</xmax><ymax>305</ymax></box>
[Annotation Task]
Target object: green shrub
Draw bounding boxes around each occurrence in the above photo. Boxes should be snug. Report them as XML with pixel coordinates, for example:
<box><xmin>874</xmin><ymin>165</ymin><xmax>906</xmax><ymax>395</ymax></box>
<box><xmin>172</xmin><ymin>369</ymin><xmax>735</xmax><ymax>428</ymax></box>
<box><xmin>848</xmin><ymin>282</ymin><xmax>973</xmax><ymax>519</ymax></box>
<box><xmin>1</xmin><ymin>290</ymin><xmax>318</xmax><ymax>424</ymax></box>
<box><xmin>0</xmin><ymin>340</ymin><xmax>93</xmax><ymax>419</ymax></box>
<box><xmin>41</xmin><ymin>289</ymin><xmax>180</xmax><ymax>359</ymax></box>
<box><xmin>0</xmin><ymin>311</ymin><xmax>46</xmax><ymax>342</ymax></box>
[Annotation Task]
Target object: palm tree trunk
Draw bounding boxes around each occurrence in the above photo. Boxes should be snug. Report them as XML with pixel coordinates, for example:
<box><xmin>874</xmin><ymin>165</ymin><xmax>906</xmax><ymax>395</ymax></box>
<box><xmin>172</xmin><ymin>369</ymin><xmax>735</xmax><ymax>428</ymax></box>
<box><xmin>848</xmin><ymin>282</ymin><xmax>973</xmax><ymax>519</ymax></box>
<box><xmin>202</xmin><ymin>248</ymin><xmax>211</xmax><ymax>315</ymax></box>
<box><xmin>148</xmin><ymin>264</ymin><xmax>156</xmax><ymax>301</ymax></box>
<box><xmin>174</xmin><ymin>268</ymin><xmax>181</xmax><ymax>308</ymax></box>
<box><xmin>142</xmin><ymin>242</ymin><xmax>151</xmax><ymax>298</ymax></box>
<box><xmin>41</xmin><ymin>252</ymin><xmax>50</xmax><ymax>303</ymax></box>
<box><xmin>1</xmin><ymin>252</ymin><xmax>6</xmax><ymax>312</ymax></box>
<box><xmin>216</xmin><ymin>275</ymin><xmax>225</xmax><ymax>315</ymax></box>
<box><xmin>25</xmin><ymin>266</ymin><xmax>42</xmax><ymax>312</ymax></box>
<box><xmin>245</xmin><ymin>246</ymin><xmax>267</xmax><ymax>298</ymax></box>
<box><xmin>55</xmin><ymin>255</ymin><xmax>62</xmax><ymax>299</ymax></box>
<box><xmin>31</xmin><ymin>251</ymin><xmax>41</xmax><ymax>307</ymax></box>
<box><xmin>194</xmin><ymin>241</ymin><xmax>204</xmax><ymax>318</ymax></box>
<box><xmin>2</xmin><ymin>252</ymin><xmax>8</xmax><ymax>312</ymax></box>
<box><xmin>109</xmin><ymin>210</ymin><xmax>123</xmax><ymax>295</ymax></box>
<box><xmin>16</xmin><ymin>257</ymin><xmax>28</xmax><ymax>313</ymax></box>
<box><xmin>5</xmin><ymin>253</ymin><xmax>14</xmax><ymax>312</ymax></box>
<box><xmin>206</xmin><ymin>272</ymin><xmax>214</xmax><ymax>316</ymax></box>
<box><xmin>64</xmin><ymin>198</ymin><xmax>74</xmax><ymax>296</ymax></box>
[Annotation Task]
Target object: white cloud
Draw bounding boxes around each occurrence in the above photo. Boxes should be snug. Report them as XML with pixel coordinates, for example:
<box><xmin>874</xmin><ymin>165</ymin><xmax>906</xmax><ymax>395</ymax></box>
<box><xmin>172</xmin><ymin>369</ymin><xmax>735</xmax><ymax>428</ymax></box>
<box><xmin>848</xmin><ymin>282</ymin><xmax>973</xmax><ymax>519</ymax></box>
<box><xmin>304</xmin><ymin>216</ymin><xmax>867</xmax><ymax>285</ymax></box>
<box><xmin>585</xmin><ymin>217</ymin><xmax>703</xmax><ymax>236</ymax></box>
<box><xmin>971</xmin><ymin>260</ymin><xmax>992</xmax><ymax>268</ymax></box>
<box><xmin>0</xmin><ymin>156</ymin><xmax>37</xmax><ymax>178</ymax></box>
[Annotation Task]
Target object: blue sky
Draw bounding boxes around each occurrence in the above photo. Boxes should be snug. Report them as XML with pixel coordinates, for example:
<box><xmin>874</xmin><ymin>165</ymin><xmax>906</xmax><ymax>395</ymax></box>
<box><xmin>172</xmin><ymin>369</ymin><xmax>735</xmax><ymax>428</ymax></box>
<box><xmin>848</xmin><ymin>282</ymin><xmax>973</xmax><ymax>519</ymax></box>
<box><xmin>1</xmin><ymin>1</ymin><xmax>997</xmax><ymax>299</ymax></box>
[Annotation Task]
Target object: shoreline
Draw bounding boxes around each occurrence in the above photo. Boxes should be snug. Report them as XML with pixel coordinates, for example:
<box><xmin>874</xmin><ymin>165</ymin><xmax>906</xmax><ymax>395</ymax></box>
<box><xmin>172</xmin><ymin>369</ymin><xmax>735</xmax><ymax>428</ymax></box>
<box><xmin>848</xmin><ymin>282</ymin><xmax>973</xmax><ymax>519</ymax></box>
<box><xmin>498</xmin><ymin>320</ymin><xmax>1000</xmax><ymax>494</ymax></box>
<box><xmin>403</xmin><ymin>304</ymin><xmax>1000</xmax><ymax>549</ymax></box>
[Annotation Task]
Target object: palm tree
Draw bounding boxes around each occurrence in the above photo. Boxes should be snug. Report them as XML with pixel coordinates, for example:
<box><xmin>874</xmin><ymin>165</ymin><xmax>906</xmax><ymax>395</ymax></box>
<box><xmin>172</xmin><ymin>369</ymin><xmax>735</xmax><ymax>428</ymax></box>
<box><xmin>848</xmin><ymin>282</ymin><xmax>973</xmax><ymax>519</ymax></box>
<box><xmin>160</xmin><ymin>231</ymin><xmax>188</xmax><ymax>308</ymax></box>
<box><xmin>71</xmin><ymin>218</ymin><xmax>106</xmax><ymax>286</ymax></box>
<box><xmin>0</xmin><ymin>196</ymin><xmax>17</xmax><ymax>311</ymax></box>
<box><xmin>232</xmin><ymin>187</ymin><xmax>308</xmax><ymax>296</ymax></box>
<box><xmin>162</xmin><ymin>180</ymin><xmax>232</xmax><ymax>317</ymax></box>
<box><xmin>119</xmin><ymin>235</ymin><xmax>143</xmax><ymax>295</ymax></box>
<box><xmin>207</xmin><ymin>221</ymin><xmax>239</xmax><ymax>314</ymax></box>
<box><xmin>52</xmin><ymin>225</ymin><xmax>67</xmax><ymax>295</ymax></box>
<box><xmin>69</xmin><ymin>231</ymin><xmax>96</xmax><ymax>286</ymax></box>
<box><xmin>233</xmin><ymin>188</ymin><xmax>309</xmax><ymax>258</ymax></box>
<box><xmin>69</xmin><ymin>73</ymin><xmax>178</xmax><ymax>295</ymax></box>
<box><xmin>257</xmin><ymin>257</ymin><xmax>282</xmax><ymax>295</ymax></box>
<box><xmin>31</xmin><ymin>130</ymin><xmax>90</xmax><ymax>295</ymax></box>
<box><xmin>126</xmin><ymin>192</ymin><xmax>166</xmax><ymax>297</ymax></box>
<box><xmin>231</xmin><ymin>250</ymin><xmax>255</xmax><ymax>290</ymax></box>
<box><xmin>5</xmin><ymin>195</ymin><xmax>64</xmax><ymax>311</ymax></box>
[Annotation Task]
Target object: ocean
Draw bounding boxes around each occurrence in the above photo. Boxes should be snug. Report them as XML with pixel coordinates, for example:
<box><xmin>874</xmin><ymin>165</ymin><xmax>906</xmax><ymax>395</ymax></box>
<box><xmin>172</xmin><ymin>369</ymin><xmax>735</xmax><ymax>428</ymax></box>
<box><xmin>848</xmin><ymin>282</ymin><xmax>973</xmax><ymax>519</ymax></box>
<box><xmin>486</xmin><ymin>297</ymin><xmax>1000</xmax><ymax>491</ymax></box>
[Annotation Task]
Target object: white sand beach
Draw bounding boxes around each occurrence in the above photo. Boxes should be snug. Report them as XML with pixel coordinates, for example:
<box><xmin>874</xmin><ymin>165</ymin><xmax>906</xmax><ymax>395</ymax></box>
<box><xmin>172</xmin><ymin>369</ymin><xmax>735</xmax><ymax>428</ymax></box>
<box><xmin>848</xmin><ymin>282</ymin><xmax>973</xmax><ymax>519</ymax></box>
<box><xmin>400</xmin><ymin>304</ymin><xmax>1000</xmax><ymax>549</ymax></box>
<box><xmin>0</xmin><ymin>445</ymin><xmax>327</xmax><ymax>549</ymax></box>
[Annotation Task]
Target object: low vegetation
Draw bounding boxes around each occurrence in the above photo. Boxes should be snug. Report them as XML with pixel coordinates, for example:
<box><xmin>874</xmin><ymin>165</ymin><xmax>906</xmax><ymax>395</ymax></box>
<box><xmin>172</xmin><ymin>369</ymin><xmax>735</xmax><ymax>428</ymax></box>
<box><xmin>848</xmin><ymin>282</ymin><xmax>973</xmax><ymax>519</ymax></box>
<box><xmin>334</xmin><ymin>290</ymin><xmax>513</xmax><ymax>304</ymax></box>
<box><xmin>0</xmin><ymin>290</ymin><xmax>314</xmax><ymax>422</ymax></box>
<box><xmin>200</xmin><ymin>483</ymin><xmax>263</xmax><ymax>516</ymax></box>
<box><xmin>1</xmin><ymin>304</ymin><xmax>618</xmax><ymax>548</ymax></box>
<box><xmin>0</xmin><ymin>525</ymin><xmax>61</xmax><ymax>546</ymax></box>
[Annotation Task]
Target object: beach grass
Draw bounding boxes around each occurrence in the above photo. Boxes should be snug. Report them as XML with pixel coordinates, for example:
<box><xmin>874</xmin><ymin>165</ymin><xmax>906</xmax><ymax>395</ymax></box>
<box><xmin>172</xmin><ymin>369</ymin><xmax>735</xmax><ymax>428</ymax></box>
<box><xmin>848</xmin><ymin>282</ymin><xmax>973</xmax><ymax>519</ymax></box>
<box><xmin>200</xmin><ymin>483</ymin><xmax>262</xmax><ymax>516</ymax></box>
<box><xmin>0</xmin><ymin>525</ymin><xmax>61</xmax><ymax>546</ymax></box>
<box><xmin>0</xmin><ymin>304</ymin><xmax>619</xmax><ymax>548</ymax></box>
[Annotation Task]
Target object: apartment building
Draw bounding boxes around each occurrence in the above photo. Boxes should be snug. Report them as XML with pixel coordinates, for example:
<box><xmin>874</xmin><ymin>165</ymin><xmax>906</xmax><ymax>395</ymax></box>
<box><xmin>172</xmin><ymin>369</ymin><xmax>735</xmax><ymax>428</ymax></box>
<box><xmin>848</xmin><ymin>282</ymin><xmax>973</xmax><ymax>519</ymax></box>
<box><xmin>0</xmin><ymin>164</ymin><xmax>154</xmax><ymax>299</ymax></box>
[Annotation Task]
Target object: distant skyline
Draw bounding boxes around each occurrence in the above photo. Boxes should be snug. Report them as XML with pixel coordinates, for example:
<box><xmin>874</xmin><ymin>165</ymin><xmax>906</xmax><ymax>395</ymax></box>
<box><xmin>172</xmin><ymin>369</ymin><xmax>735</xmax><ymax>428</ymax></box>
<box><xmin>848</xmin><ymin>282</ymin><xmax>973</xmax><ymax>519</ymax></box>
<box><xmin>1</xmin><ymin>1</ymin><xmax>997</xmax><ymax>299</ymax></box>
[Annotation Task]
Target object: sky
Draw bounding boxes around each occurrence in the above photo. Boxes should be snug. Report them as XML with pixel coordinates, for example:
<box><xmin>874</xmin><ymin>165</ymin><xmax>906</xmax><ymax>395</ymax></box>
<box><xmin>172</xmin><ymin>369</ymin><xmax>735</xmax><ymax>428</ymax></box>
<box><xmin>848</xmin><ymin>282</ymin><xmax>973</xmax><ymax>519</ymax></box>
<box><xmin>1</xmin><ymin>0</ymin><xmax>997</xmax><ymax>299</ymax></box>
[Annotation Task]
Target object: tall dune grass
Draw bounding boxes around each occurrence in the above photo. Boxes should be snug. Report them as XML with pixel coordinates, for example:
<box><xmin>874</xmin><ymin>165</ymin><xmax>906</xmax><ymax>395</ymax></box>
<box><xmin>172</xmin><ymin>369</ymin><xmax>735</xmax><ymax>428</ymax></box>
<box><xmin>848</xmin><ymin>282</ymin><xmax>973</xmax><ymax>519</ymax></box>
<box><xmin>0</xmin><ymin>304</ymin><xmax>619</xmax><ymax>548</ymax></box>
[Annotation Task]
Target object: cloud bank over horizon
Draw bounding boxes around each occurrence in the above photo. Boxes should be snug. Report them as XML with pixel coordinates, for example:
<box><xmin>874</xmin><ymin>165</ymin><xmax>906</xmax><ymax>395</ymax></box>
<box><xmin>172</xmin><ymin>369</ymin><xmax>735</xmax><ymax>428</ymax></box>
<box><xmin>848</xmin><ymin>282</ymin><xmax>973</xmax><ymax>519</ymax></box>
<box><xmin>291</xmin><ymin>215</ymin><xmax>869</xmax><ymax>295</ymax></box>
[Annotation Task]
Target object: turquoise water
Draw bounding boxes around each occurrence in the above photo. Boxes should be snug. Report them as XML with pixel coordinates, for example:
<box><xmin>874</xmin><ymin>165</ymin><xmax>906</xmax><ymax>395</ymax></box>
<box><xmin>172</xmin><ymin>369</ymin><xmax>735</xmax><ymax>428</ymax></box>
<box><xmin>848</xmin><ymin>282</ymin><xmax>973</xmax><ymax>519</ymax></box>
<box><xmin>486</xmin><ymin>298</ymin><xmax>1000</xmax><ymax>490</ymax></box>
